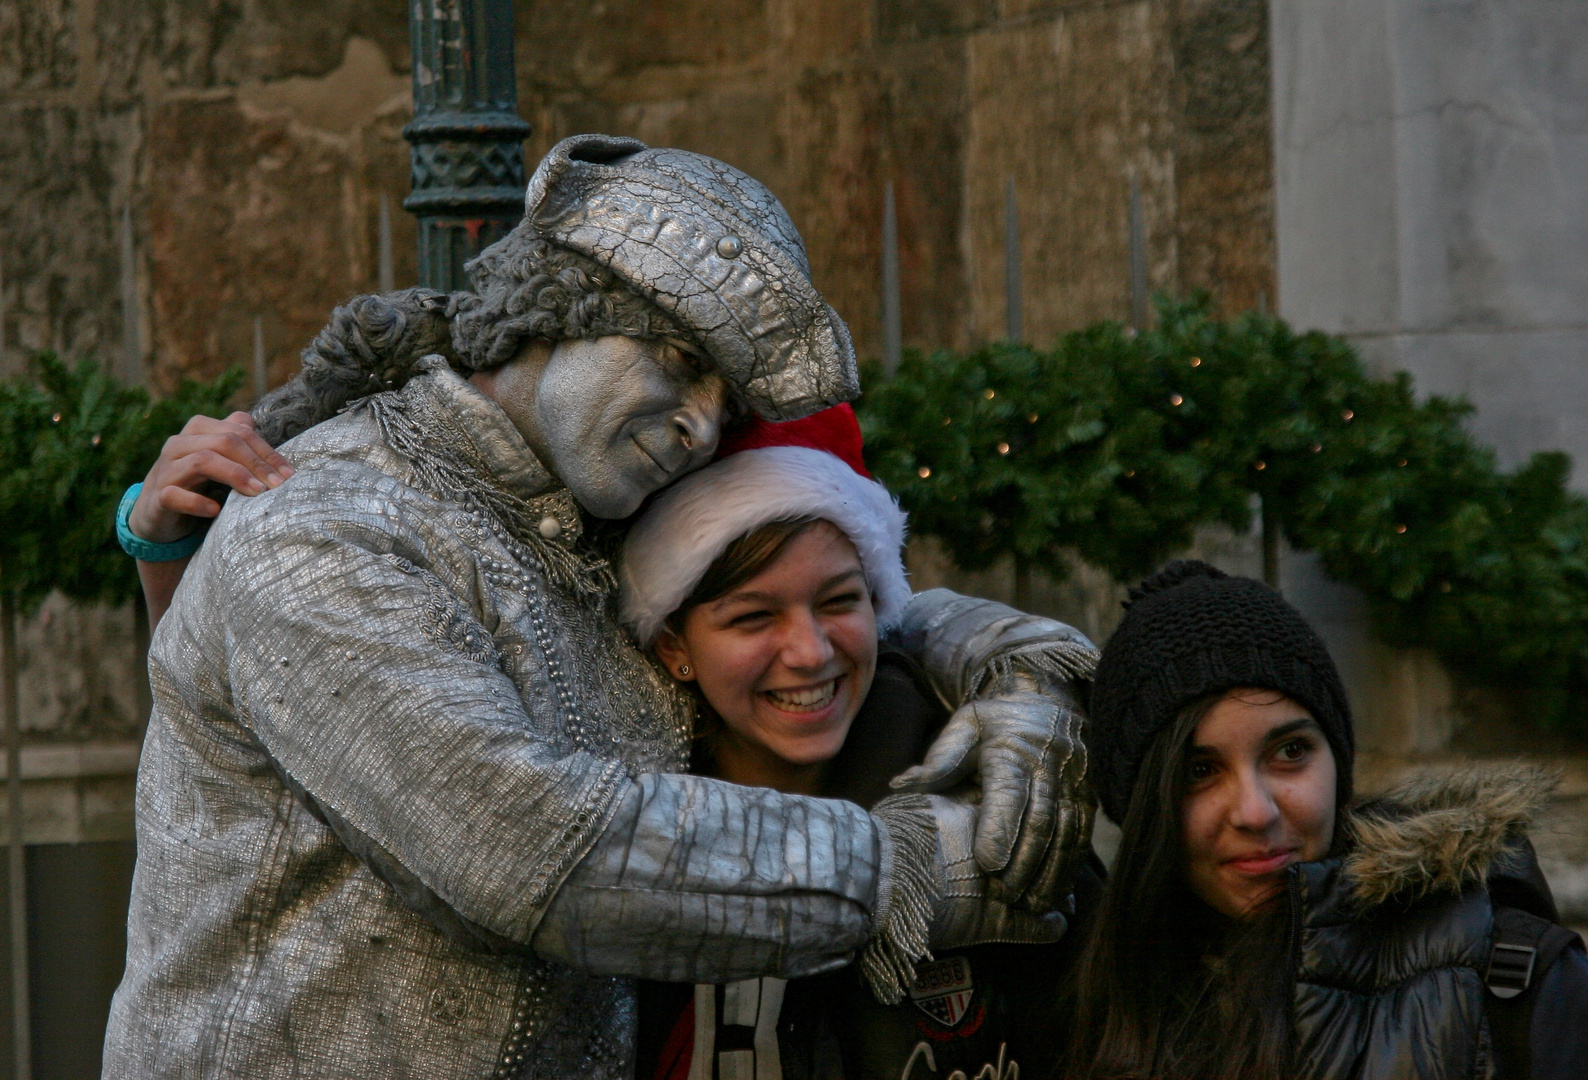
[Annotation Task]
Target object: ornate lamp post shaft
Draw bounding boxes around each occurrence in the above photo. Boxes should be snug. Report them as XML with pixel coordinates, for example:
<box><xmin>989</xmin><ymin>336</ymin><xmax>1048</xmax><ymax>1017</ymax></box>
<box><xmin>404</xmin><ymin>0</ymin><xmax>532</xmax><ymax>292</ymax></box>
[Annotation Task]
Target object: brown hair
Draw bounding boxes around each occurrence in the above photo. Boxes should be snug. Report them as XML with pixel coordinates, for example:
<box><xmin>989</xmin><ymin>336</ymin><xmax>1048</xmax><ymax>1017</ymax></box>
<box><xmin>664</xmin><ymin>516</ymin><xmax>822</xmax><ymax>636</ymax></box>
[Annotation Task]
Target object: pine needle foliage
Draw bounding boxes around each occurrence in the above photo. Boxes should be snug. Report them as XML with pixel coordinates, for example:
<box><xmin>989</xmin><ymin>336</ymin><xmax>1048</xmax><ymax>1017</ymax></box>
<box><xmin>857</xmin><ymin>296</ymin><xmax>1588</xmax><ymax>734</ymax></box>
<box><xmin>0</xmin><ymin>354</ymin><xmax>241</xmax><ymax>613</ymax></box>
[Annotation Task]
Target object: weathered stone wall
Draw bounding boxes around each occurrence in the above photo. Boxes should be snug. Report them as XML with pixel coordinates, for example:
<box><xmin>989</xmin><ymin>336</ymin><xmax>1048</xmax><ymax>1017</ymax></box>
<box><xmin>0</xmin><ymin>1</ymin><xmax>415</xmax><ymax>391</ymax></box>
<box><xmin>1272</xmin><ymin>0</ymin><xmax>1588</xmax><ymax>479</ymax></box>
<box><xmin>0</xmin><ymin>594</ymin><xmax>143</xmax><ymax>854</ymax></box>
<box><xmin>1</xmin><ymin>0</ymin><xmax>1275</xmax><ymax>391</ymax></box>
<box><xmin>517</xmin><ymin>0</ymin><xmax>1275</xmax><ymax>356</ymax></box>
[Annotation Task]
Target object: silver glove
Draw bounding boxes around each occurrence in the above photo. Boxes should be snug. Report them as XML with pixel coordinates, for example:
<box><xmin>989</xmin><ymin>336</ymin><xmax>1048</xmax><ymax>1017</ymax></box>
<box><xmin>924</xmin><ymin>793</ymin><xmax>1069</xmax><ymax>950</ymax></box>
<box><xmin>888</xmin><ymin>590</ymin><xmax>1098</xmax><ymax>910</ymax></box>
<box><xmin>894</xmin><ymin>668</ymin><xmax>1095</xmax><ymax>912</ymax></box>
<box><xmin>859</xmin><ymin>793</ymin><xmax>1066</xmax><ymax>1004</ymax></box>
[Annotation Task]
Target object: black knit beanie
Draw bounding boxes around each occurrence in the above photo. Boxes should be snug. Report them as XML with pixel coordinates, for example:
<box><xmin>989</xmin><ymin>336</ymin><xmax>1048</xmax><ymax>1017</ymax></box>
<box><xmin>1089</xmin><ymin>560</ymin><xmax>1355</xmax><ymax>824</ymax></box>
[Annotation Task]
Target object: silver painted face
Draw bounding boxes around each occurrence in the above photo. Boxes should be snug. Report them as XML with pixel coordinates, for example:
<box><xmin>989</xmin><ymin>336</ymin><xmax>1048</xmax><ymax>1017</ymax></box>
<box><xmin>490</xmin><ymin>335</ymin><xmax>730</xmax><ymax>519</ymax></box>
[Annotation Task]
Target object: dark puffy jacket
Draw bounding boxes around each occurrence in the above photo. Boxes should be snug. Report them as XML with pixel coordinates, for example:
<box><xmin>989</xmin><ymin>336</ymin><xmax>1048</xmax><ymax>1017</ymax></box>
<box><xmin>1290</xmin><ymin>766</ymin><xmax>1588</xmax><ymax>1080</ymax></box>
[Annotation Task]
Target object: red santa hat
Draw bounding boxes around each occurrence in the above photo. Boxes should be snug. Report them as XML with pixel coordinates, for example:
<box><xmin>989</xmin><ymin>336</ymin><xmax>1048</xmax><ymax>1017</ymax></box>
<box><xmin>619</xmin><ymin>403</ymin><xmax>911</xmax><ymax>647</ymax></box>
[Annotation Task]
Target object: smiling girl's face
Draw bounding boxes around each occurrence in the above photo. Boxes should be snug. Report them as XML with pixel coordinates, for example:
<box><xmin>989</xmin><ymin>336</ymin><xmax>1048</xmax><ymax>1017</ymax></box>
<box><xmin>1181</xmin><ymin>689</ymin><xmax>1338</xmax><ymax>918</ymax></box>
<box><xmin>653</xmin><ymin>521</ymin><xmax>878</xmax><ymax>794</ymax></box>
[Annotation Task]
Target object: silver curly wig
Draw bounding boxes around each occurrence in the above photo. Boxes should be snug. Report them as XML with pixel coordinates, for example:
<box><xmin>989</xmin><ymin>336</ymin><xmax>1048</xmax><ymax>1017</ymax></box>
<box><xmin>451</xmin><ymin>233</ymin><xmax>686</xmax><ymax>372</ymax></box>
<box><xmin>252</xmin><ymin>235</ymin><xmax>686</xmax><ymax>447</ymax></box>
<box><xmin>252</xmin><ymin>288</ymin><xmax>455</xmax><ymax>446</ymax></box>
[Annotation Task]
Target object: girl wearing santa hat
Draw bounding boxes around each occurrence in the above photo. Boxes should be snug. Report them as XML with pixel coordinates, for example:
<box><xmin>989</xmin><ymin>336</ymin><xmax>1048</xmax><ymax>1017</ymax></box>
<box><xmin>620</xmin><ymin>404</ymin><xmax>1088</xmax><ymax>1080</ymax></box>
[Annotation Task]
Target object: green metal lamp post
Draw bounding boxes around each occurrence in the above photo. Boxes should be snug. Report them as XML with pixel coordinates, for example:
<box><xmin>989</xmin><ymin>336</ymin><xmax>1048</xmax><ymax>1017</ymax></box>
<box><xmin>403</xmin><ymin>0</ymin><xmax>532</xmax><ymax>292</ymax></box>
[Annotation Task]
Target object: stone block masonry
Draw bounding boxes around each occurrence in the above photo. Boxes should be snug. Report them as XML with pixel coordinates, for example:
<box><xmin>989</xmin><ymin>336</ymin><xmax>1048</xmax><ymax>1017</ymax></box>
<box><xmin>0</xmin><ymin>1</ymin><xmax>416</xmax><ymax>391</ymax></box>
<box><xmin>2</xmin><ymin>0</ymin><xmax>1275</xmax><ymax>384</ymax></box>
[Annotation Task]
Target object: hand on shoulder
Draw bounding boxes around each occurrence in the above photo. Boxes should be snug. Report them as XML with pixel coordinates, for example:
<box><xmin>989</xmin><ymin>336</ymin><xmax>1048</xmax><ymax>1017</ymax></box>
<box><xmin>130</xmin><ymin>411</ymin><xmax>294</xmax><ymax>543</ymax></box>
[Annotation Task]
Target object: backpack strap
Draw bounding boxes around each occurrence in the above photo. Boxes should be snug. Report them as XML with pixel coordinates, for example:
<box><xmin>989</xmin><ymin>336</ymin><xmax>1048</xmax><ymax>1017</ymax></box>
<box><xmin>1486</xmin><ymin>905</ymin><xmax>1581</xmax><ymax>1079</ymax></box>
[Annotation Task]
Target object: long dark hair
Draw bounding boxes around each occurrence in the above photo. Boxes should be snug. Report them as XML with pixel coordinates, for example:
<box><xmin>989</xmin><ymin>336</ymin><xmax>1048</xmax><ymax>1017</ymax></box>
<box><xmin>1065</xmin><ymin>693</ymin><xmax>1295</xmax><ymax>1080</ymax></box>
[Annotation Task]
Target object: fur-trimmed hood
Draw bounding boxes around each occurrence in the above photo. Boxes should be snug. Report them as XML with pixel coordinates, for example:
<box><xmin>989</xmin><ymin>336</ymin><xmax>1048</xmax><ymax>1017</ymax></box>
<box><xmin>1341</xmin><ymin>763</ymin><xmax>1558</xmax><ymax>908</ymax></box>
<box><xmin>1291</xmin><ymin>764</ymin><xmax>1571</xmax><ymax>1080</ymax></box>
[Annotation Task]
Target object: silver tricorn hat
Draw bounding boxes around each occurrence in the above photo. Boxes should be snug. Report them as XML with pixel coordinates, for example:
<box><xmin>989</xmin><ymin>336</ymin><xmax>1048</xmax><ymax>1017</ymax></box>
<box><xmin>522</xmin><ymin>134</ymin><xmax>859</xmax><ymax>421</ymax></box>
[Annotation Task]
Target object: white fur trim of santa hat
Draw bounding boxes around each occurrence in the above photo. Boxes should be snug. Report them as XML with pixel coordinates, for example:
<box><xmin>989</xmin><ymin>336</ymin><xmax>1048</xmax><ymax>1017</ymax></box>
<box><xmin>620</xmin><ymin>445</ymin><xmax>911</xmax><ymax>647</ymax></box>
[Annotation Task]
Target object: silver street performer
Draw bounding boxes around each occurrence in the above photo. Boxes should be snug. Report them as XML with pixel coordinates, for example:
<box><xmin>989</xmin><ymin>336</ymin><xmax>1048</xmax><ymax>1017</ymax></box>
<box><xmin>105</xmin><ymin>135</ymin><xmax>1096</xmax><ymax>1079</ymax></box>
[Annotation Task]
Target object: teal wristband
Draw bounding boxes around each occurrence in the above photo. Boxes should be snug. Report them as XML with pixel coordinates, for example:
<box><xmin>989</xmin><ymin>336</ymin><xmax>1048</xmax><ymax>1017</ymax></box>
<box><xmin>117</xmin><ymin>483</ymin><xmax>207</xmax><ymax>562</ymax></box>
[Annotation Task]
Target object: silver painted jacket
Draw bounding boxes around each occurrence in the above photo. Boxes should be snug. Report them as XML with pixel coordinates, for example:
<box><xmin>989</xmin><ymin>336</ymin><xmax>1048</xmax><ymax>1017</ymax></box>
<box><xmin>103</xmin><ymin>367</ymin><xmax>1090</xmax><ymax>1079</ymax></box>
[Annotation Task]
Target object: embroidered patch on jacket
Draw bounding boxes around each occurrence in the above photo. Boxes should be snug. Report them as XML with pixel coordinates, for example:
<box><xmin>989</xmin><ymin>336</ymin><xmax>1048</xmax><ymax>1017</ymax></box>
<box><xmin>908</xmin><ymin>955</ymin><xmax>975</xmax><ymax>1028</ymax></box>
<box><xmin>383</xmin><ymin>554</ymin><xmax>500</xmax><ymax>666</ymax></box>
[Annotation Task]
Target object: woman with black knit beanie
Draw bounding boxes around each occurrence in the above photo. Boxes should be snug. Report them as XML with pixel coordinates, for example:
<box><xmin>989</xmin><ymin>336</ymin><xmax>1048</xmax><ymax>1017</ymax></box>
<box><xmin>1062</xmin><ymin>560</ymin><xmax>1588</xmax><ymax>1080</ymax></box>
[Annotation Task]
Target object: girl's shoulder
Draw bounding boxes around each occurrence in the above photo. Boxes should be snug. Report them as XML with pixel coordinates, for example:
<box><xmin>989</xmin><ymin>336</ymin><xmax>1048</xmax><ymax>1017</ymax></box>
<box><xmin>1292</xmin><ymin>765</ymin><xmax>1584</xmax><ymax>1077</ymax></box>
<box><xmin>1296</xmin><ymin>763</ymin><xmax>1569</xmax><ymax>988</ymax></box>
<box><xmin>1339</xmin><ymin>763</ymin><xmax>1558</xmax><ymax>912</ymax></box>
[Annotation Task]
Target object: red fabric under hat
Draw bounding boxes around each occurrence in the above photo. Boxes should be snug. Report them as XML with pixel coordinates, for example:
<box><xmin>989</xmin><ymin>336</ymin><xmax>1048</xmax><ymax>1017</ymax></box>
<box><xmin>714</xmin><ymin>402</ymin><xmax>870</xmax><ymax>478</ymax></box>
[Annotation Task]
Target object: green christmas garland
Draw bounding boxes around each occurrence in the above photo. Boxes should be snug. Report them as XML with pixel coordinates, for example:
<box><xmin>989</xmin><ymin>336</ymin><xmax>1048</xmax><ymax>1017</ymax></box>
<box><xmin>6</xmin><ymin>319</ymin><xmax>1587</xmax><ymax>736</ymax></box>
<box><xmin>0</xmin><ymin>355</ymin><xmax>241</xmax><ymax>613</ymax></box>
<box><xmin>856</xmin><ymin>296</ymin><xmax>1588</xmax><ymax>735</ymax></box>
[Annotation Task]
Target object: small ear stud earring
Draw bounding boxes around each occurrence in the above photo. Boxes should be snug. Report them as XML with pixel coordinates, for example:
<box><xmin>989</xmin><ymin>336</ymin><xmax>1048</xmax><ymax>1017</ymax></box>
<box><xmin>678</xmin><ymin>665</ymin><xmax>691</xmax><ymax>677</ymax></box>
